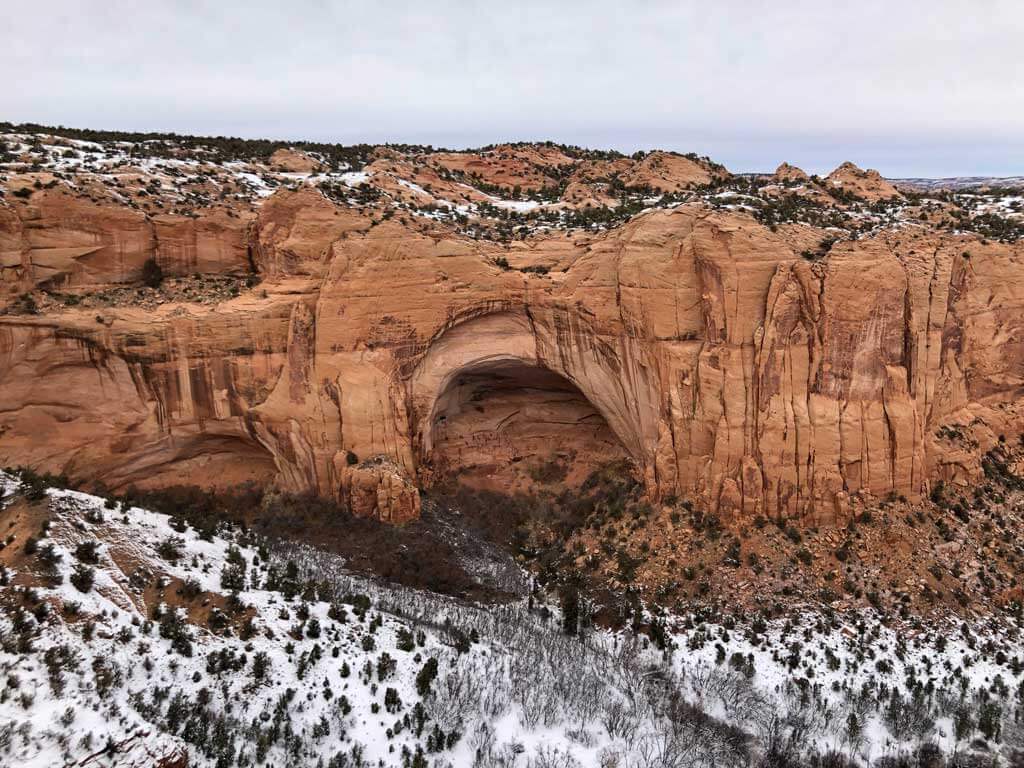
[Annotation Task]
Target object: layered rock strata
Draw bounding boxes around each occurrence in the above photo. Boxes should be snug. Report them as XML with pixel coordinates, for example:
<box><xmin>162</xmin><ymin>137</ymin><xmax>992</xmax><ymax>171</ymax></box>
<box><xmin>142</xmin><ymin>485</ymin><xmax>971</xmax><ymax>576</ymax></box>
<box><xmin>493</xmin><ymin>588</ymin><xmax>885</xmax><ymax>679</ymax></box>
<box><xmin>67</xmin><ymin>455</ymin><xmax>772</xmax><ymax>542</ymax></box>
<box><xmin>2</xmin><ymin>189</ymin><xmax>1022</xmax><ymax>525</ymax></box>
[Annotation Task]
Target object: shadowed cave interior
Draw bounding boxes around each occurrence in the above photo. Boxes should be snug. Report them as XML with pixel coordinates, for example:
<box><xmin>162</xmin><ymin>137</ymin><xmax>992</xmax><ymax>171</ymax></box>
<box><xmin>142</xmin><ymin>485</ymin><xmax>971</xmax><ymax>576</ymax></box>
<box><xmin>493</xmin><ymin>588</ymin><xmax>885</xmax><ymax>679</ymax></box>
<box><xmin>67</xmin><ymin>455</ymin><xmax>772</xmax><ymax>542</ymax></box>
<box><xmin>425</xmin><ymin>360</ymin><xmax>631</xmax><ymax>494</ymax></box>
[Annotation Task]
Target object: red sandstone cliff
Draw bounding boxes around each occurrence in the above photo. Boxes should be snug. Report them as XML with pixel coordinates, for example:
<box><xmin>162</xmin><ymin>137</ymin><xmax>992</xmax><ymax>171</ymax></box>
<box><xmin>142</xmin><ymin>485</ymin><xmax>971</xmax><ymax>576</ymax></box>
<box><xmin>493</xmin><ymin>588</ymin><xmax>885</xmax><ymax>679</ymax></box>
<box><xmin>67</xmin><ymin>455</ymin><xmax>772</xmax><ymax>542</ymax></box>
<box><xmin>1</xmin><ymin>136</ymin><xmax>1021</xmax><ymax>526</ymax></box>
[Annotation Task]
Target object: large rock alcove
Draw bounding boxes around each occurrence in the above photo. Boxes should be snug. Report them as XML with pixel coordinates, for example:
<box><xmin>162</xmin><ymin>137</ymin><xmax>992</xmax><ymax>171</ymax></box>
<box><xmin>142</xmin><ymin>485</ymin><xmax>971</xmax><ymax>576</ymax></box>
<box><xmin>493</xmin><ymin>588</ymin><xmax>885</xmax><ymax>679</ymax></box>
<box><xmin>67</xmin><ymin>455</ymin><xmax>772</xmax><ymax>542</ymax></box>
<box><xmin>408</xmin><ymin>310</ymin><xmax>641</xmax><ymax>494</ymax></box>
<box><xmin>425</xmin><ymin>359</ymin><xmax>630</xmax><ymax>493</ymax></box>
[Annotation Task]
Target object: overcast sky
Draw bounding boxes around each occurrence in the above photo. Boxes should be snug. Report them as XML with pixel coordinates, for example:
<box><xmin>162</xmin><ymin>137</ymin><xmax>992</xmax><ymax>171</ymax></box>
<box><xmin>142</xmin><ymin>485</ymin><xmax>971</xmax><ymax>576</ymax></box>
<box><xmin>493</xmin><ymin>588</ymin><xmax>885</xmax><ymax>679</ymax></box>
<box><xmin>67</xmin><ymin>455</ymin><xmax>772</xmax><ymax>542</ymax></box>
<box><xmin>6</xmin><ymin>1</ymin><xmax>1023</xmax><ymax>177</ymax></box>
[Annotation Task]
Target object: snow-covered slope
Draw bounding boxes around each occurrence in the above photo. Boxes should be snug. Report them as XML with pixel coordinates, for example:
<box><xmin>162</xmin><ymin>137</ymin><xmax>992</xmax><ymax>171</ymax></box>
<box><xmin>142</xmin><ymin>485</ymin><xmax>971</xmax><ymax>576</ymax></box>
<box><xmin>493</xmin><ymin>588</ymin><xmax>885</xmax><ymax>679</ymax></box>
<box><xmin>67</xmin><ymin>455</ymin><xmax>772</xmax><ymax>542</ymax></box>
<box><xmin>1</xmin><ymin>472</ymin><xmax>1022</xmax><ymax>767</ymax></box>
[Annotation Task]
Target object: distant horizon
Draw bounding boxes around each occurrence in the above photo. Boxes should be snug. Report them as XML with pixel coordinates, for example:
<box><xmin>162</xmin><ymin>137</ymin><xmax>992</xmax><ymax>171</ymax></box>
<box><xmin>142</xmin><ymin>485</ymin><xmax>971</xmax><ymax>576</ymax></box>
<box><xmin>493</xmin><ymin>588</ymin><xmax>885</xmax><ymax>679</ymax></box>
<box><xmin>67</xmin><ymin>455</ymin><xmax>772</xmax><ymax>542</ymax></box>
<box><xmin>7</xmin><ymin>2</ymin><xmax>1023</xmax><ymax>179</ymax></box>
<box><xmin>6</xmin><ymin>117</ymin><xmax>1023</xmax><ymax>182</ymax></box>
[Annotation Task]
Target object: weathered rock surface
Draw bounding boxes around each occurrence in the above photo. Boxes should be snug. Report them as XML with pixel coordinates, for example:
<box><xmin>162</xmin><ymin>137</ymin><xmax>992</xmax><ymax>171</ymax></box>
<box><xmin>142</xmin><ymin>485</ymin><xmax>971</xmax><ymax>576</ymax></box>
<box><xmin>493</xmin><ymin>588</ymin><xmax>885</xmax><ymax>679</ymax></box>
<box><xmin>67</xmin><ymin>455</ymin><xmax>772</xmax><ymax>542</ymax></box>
<box><xmin>0</xmin><ymin>189</ymin><xmax>253</xmax><ymax>294</ymax></box>
<box><xmin>621</xmin><ymin>151</ymin><xmax>723</xmax><ymax>192</ymax></box>
<box><xmin>343</xmin><ymin>457</ymin><xmax>422</xmax><ymax>524</ymax></box>
<box><xmin>1</xmin><ymin>173</ymin><xmax>1022</xmax><ymax>526</ymax></box>
<box><xmin>429</xmin><ymin>144</ymin><xmax>576</xmax><ymax>191</ymax></box>
<box><xmin>269</xmin><ymin>147</ymin><xmax>325</xmax><ymax>173</ymax></box>
<box><xmin>774</xmin><ymin>162</ymin><xmax>809</xmax><ymax>183</ymax></box>
<box><xmin>560</xmin><ymin>180</ymin><xmax>618</xmax><ymax>209</ymax></box>
<box><xmin>826</xmin><ymin>161</ymin><xmax>902</xmax><ymax>201</ymax></box>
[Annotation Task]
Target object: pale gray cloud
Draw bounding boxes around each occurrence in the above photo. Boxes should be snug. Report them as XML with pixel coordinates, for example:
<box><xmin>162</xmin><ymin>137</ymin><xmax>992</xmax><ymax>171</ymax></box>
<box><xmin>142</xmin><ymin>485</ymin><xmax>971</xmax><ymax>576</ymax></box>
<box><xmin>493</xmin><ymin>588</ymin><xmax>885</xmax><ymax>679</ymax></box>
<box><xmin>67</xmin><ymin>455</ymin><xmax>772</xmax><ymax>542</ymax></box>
<box><xmin>6</xmin><ymin>1</ymin><xmax>1022</xmax><ymax>176</ymax></box>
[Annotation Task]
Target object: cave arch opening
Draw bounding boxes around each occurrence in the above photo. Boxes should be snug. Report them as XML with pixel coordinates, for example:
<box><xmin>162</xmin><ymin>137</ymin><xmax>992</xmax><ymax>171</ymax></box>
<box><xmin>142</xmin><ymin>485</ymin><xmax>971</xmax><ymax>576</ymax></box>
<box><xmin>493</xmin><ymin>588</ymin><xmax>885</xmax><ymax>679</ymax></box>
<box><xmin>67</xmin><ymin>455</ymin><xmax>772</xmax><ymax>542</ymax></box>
<box><xmin>421</xmin><ymin>357</ymin><xmax>633</xmax><ymax>494</ymax></box>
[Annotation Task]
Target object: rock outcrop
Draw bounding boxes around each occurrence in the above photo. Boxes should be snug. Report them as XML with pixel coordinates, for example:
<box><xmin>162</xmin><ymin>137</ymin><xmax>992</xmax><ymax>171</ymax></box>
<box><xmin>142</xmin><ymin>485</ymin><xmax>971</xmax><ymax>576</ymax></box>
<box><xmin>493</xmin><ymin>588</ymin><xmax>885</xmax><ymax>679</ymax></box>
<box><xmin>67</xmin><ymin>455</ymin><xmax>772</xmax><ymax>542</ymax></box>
<box><xmin>269</xmin><ymin>147</ymin><xmax>325</xmax><ymax>173</ymax></box>
<box><xmin>0</xmin><ymin>188</ymin><xmax>254</xmax><ymax>295</ymax></box>
<box><xmin>774</xmin><ymin>162</ymin><xmax>809</xmax><ymax>183</ymax></box>
<box><xmin>621</xmin><ymin>151</ymin><xmax>723</xmax><ymax>192</ymax></box>
<box><xmin>1</xmin><ymin>145</ymin><xmax>1022</xmax><ymax>527</ymax></box>
<box><xmin>343</xmin><ymin>457</ymin><xmax>422</xmax><ymax>524</ymax></box>
<box><xmin>826</xmin><ymin>161</ymin><xmax>903</xmax><ymax>201</ymax></box>
<box><xmin>429</xmin><ymin>144</ymin><xmax>576</xmax><ymax>191</ymax></box>
<box><xmin>560</xmin><ymin>180</ymin><xmax>618</xmax><ymax>209</ymax></box>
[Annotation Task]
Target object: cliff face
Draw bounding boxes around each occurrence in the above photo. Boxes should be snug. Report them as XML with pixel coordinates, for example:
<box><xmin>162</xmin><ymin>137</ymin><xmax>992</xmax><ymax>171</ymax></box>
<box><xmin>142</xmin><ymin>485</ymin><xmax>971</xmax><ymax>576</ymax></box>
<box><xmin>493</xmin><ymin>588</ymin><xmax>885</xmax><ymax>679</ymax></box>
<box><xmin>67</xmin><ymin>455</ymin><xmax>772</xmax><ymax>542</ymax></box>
<box><xmin>2</xmin><ymin>152</ymin><xmax>1022</xmax><ymax>526</ymax></box>
<box><xmin>0</xmin><ymin>189</ymin><xmax>254</xmax><ymax>291</ymax></box>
